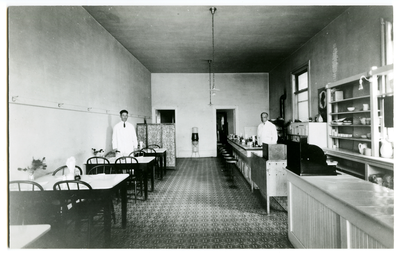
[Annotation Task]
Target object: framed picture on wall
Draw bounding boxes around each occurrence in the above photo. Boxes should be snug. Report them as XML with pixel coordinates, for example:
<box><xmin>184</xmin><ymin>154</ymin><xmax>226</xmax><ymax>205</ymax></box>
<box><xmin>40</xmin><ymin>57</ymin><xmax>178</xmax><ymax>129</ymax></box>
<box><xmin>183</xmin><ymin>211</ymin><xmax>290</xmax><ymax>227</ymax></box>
<box><xmin>318</xmin><ymin>87</ymin><xmax>327</xmax><ymax>122</ymax></box>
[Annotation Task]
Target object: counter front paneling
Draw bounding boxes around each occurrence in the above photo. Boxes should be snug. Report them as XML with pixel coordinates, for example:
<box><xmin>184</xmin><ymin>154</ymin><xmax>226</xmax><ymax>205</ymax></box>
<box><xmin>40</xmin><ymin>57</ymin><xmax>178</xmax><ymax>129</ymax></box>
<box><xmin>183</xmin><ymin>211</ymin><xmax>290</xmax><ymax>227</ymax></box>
<box><xmin>226</xmin><ymin>139</ymin><xmax>262</xmax><ymax>185</ymax></box>
<box><xmin>286</xmin><ymin>169</ymin><xmax>393</xmax><ymax>248</ymax></box>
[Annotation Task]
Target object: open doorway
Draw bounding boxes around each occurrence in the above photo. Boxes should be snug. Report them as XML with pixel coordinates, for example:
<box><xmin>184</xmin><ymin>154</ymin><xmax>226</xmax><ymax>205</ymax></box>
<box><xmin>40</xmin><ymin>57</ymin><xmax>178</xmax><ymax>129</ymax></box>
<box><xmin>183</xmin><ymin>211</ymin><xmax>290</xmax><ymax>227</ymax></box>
<box><xmin>216</xmin><ymin>109</ymin><xmax>235</xmax><ymax>145</ymax></box>
<box><xmin>155</xmin><ymin>110</ymin><xmax>175</xmax><ymax>123</ymax></box>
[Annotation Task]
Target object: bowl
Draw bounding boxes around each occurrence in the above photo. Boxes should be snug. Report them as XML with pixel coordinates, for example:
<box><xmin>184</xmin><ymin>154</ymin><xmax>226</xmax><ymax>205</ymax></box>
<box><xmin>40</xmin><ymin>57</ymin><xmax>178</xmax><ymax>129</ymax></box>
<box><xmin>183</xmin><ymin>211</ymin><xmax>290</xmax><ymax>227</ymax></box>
<box><xmin>347</xmin><ymin>107</ymin><xmax>355</xmax><ymax>112</ymax></box>
<box><xmin>361</xmin><ymin>135</ymin><xmax>367</xmax><ymax>139</ymax></box>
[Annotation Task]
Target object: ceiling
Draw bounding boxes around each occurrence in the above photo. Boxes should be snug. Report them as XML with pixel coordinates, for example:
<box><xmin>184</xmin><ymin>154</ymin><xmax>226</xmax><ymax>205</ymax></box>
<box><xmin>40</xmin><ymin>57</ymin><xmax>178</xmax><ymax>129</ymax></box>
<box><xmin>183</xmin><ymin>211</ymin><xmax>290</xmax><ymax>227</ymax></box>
<box><xmin>84</xmin><ymin>6</ymin><xmax>350</xmax><ymax>73</ymax></box>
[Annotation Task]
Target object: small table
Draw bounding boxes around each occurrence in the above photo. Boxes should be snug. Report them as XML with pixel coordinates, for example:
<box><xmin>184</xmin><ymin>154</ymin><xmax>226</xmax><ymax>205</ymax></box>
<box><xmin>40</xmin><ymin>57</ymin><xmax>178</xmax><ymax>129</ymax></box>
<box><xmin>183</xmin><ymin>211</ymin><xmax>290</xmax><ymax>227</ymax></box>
<box><xmin>96</xmin><ymin>156</ymin><xmax>156</xmax><ymax>200</ymax></box>
<box><xmin>9</xmin><ymin>224</ymin><xmax>51</xmax><ymax>248</ymax></box>
<box><xmin>143</xmin><ymin>148</ymin><xmax>167</xmax><ymax>179</ymax></box>
<box><xmin>10</xmin><ymin>174</ymin><xmax>129</xmax><ymax>247</ymax></box>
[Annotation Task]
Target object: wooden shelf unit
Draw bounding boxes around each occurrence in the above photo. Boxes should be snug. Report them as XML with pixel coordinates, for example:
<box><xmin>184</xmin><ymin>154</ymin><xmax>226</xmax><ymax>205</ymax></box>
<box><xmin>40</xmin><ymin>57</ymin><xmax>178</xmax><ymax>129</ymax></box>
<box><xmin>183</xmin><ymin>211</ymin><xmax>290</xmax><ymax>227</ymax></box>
<box><xmin>325</xmin><ymin>65</ymin><xmax>393</xmax><ymax>185</ymax></box>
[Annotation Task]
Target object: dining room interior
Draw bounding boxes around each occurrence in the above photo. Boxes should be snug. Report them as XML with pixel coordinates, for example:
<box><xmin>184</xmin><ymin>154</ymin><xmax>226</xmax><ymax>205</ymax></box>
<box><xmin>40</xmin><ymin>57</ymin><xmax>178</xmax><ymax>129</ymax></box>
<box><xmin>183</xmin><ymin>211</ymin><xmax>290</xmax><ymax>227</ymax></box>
<box><xmin>6</xmin><ymin>2</ymin><xmax>395</xmax><ymax>249</ymax></box>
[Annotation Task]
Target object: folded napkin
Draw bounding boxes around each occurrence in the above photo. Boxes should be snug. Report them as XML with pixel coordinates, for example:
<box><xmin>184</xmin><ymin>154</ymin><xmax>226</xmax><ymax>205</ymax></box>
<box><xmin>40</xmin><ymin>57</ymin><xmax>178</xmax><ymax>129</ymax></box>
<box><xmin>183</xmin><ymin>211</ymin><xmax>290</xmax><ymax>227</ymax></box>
<box><xmin>66</xmin><ymin>156</ymin><xmax>76</xmax><ymax>179</ymax></box>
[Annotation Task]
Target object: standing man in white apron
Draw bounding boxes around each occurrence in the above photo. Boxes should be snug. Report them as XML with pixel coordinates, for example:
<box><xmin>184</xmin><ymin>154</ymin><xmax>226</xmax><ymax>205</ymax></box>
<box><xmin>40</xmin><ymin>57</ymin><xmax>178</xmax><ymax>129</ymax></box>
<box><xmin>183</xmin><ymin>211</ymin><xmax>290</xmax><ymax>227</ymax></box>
<box><xmin>112</xmin><ymin>109</ymin><xmax>138</xmax><ymax>157</ymax></box>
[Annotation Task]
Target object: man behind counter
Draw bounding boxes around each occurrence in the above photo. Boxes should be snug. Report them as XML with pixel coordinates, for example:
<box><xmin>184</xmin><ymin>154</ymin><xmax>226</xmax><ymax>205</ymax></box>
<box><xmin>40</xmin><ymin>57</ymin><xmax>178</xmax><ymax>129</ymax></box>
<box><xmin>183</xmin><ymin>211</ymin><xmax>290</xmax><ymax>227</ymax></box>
<box><xmin>257</xmin><ymin>112</ymin><xmax>278</xmax><ymax>145</ymax></box>
<box><xmin>112</xmin><ymin>109</ymin><xmax>138</xmax><ymax>157</ymax></box>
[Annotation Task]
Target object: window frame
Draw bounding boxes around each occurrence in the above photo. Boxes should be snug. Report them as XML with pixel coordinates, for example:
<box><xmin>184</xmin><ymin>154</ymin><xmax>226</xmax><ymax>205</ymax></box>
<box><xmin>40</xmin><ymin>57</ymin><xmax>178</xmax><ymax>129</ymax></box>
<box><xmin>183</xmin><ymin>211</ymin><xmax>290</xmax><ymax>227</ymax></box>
<box><xmin>292</xmin><ymin>61</ymin><xmax>311</xmax><ymax>122</ymax></box>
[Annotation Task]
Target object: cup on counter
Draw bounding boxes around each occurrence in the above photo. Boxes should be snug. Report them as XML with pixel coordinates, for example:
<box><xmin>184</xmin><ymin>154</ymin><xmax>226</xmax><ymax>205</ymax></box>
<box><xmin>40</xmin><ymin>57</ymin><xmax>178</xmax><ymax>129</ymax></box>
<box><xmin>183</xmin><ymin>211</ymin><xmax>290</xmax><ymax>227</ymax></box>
<box><xmin>365</xmin><ymin>148</ymin><xmax>372</xmax><ymax>156</ymax></box>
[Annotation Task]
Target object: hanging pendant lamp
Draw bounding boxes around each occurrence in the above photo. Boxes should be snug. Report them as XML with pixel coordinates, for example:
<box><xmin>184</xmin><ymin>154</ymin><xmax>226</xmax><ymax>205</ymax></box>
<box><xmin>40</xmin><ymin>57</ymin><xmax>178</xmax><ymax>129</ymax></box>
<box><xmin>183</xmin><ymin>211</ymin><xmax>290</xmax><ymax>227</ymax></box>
<box><xmin>209</xmin><ymin>7</ymin><xmax>219</xmax><ymax>105</ymax></box>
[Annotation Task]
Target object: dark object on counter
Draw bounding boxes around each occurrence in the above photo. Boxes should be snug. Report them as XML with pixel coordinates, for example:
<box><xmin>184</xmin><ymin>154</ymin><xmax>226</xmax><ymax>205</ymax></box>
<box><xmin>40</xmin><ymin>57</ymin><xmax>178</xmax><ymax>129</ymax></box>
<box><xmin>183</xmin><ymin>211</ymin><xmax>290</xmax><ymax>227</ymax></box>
<box><xmin>286</xmin><ymin>138</ymin><xmax>337</xmax><ymax>176</ymax></box>
<box><xmin>263</xmin><ymin>143</ymin><xmax>287</xmax><ymax>160</ymax></box>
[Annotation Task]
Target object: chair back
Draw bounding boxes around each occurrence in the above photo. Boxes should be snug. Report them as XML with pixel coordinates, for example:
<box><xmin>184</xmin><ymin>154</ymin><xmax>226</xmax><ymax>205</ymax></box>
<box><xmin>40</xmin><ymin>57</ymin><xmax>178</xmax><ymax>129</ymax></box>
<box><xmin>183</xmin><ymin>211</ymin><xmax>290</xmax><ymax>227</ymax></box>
<box><xmin>52</xmin><ymin>165</ymin><xmax>83</xmax><ymax>176</ymax></box>
<box><xmin>114</xmin><ymin>156</ymin><xmax>138</xmax><ymax>176</ymax></box>
<box><xmin>147</xmin><ymin>144</ymin><xmax>161</xmax><ymax>149</ymax></box>
<box><xmin>9</xmin><ymin>180</ymin><xmax>44</xmax><ymax>191</ymax></box>
<box><xmin>87</xmin><ymin>164</ymin><xmax>118</xmax><ymax>175</ymax></box>
<box><xmin>129</xmin><ymin>150</ymin><xmax>145</xmax><ymax>157</ymax></box>
<box><xmin>53</xmin><ymin>180</ymin><xmax>92</xmax><ymax>191</ymax></box>
<box><xmin>86</xmin><ymin>157</ymin><xmax>110</xmax><ymax>164</ymax></box>
<box><xmin>115</xmin><ymin>156</ymin><xmax>139</xmax><ymax>164</ymax></box>
<box><xmin>141</xmin><ymin>147</ymin><xmax>156</xmax><ymax>154</ymax></box>
<box><xmin>9</xmin><ymin>180</ymin><xmax>45</xmax><ymax>225</ymax></box>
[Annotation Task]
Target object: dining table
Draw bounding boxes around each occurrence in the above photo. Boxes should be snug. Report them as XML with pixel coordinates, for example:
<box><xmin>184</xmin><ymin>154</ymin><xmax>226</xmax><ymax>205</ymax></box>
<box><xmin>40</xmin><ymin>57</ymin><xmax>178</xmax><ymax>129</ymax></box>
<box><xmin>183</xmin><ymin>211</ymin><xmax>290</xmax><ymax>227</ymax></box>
<box><xmin>143</xmin><ymin>148</ymin><xmax>167</xmax><ymax>179</ymax></box>
<box><xmin>85</xmin><ymin>156</ymin><xmax>155</xmax><ymax>200</ymax></box>
<box><xmin>9</xmin><ymin>224</ymin><xmax>51</xmax><ymax>248</ymax></box>
<box><xmin>9</xmin><ymin>173</ymin><xmax>129</xmax><ymax>247</ymax></box>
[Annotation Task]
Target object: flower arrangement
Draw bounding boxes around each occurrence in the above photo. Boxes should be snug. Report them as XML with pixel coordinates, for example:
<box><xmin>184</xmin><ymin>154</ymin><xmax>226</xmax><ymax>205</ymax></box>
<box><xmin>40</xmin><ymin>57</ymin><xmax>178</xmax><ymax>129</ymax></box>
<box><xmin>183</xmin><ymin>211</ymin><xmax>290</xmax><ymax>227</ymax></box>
<box><xmin>17</xmin><ymin>157</ymin><xmax>47</xmax><ymax>179</ymax></box>
<box><xmin>92</xmin><ymin>148</ymin><xmax>104</xmax><ymax>156</ymax></box>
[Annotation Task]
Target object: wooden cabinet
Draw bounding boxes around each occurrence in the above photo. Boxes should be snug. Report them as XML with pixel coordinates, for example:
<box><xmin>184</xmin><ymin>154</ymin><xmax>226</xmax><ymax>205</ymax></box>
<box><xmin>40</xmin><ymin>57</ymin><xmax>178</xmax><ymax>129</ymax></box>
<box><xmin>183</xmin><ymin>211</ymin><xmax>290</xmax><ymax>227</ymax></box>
<box><xmin>325</xmin><ymin>65</ymin><xmax>393</xmax><ymax>187</ymax></box>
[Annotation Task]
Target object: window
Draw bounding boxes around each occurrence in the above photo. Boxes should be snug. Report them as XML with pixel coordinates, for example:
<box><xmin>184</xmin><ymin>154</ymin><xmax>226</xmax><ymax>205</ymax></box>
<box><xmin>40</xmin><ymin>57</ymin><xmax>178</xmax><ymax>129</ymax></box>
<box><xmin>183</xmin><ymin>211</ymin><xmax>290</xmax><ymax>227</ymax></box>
<box><xmin>292</xmin><ymin>63</ymin><xmax>309</xmax><ymax>122</ymax></box>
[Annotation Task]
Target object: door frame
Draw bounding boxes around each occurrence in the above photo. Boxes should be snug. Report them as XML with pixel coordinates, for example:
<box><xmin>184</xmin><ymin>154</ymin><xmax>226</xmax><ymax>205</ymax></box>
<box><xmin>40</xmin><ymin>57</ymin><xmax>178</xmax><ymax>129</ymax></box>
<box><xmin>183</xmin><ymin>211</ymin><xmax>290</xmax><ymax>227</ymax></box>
<box><xmin>212</xmin><ymin>105</ymin><xmax>238</xmax><ymax>154</ymax></box>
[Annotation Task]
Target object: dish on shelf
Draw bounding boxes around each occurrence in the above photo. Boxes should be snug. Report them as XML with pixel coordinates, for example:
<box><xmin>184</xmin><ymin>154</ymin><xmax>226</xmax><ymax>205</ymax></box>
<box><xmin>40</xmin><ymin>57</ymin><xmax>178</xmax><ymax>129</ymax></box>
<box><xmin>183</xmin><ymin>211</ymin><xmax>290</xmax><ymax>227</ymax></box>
<box><xmin>332</xmin><ymin>122</ymin><xmax>343</xmax><ymax>125</ymax></box>
<box><xmin>361</xmin><ymin>135</ymin><xmax>367</xmax><ymax>139</ymax></box>
<box><xmin>343</xmin><ymin>122</ymin><xmax>352</xmax><ymax>125</ymax></box>
<box><xmin>347</xmin><ymin>107</ymin><xmax>355</xmax><ymax>111</ymax></box>
<box><xmin>360</xmin><ymin>117</ymin><xmax>371</xmax><ymax>125</ymax></box>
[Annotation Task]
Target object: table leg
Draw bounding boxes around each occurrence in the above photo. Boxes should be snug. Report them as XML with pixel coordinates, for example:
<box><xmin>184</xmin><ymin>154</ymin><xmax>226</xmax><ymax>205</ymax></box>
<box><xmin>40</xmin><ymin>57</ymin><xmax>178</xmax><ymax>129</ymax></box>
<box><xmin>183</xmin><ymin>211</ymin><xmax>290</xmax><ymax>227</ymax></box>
<box><xmin>163</xmin><ymin>152</ymin><xmax>167</xmax><ymax>175</ymax></box>
<box><xmin>151</xmin><ymin>161</ymin><xmax>155</xmax><ymax>192</ymax></box>
<box><xmin>143</xmin><ymin>167</ymin><xmax>148</xmax><ymax>200</ymax></box>
<box><xmin>159</xmin><ymin>154</ymin><xmax>163</xmax><ymax>180</ymax></box>
<box><xmin>103</xmin><ymin>196</ymin><xmax>111</xmax><ymax>246</ymax></box>
<box><xmin>120</xmin><ymin>182</ymin><xmax>127</xmax><ymax>229</ymax></box>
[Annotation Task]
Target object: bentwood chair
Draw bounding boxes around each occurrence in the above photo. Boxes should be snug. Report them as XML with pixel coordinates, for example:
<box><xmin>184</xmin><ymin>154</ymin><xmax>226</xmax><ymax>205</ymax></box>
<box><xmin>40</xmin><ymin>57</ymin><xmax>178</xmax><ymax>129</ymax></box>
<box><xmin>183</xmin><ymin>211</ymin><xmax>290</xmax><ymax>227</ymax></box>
<box><xmin>115</xmin><ymin>156</ymin><xmax>141</xmax><ymax>203</ymax></box>
<box><xmin>147</xmin><ymin>144</ymin><xmax>161</xmax><ymax>148</ymax></box>
<box><xmin>141</xmin><ymin>147</ymin><xmax>161</xmax><ymax>179</ymax></box>
<box><xmin>52</xmin><ymin>165</ymin><xmax>82</xmax><ymax>176</ymax></box>
<box><xmin>87</xmin><ymin>164</ymin><xmax>118</xmax><ymax>175</ymax></box>
<box><xmin>53</xmin><ymin>180</ymin><xmax>102</xmax><ymax>247</ymax></box>
<box><xmin>87</xmin><ymin>164</ymin><xmax>119</xmax><ymax>223</ymax></box>
<box><xmin>86</xmin><ymin>157</ymin><xmax>110</xmax><ymax>165</ymax></box>
<box><xmin>9</xmin><ymin>180</ymin><xmax>45</xmax><ymax>225</ymax></box>
<box><xmin>129</xmin><ymin>150</ymin><xmax>145</xmax><ymax>157</ymax></box>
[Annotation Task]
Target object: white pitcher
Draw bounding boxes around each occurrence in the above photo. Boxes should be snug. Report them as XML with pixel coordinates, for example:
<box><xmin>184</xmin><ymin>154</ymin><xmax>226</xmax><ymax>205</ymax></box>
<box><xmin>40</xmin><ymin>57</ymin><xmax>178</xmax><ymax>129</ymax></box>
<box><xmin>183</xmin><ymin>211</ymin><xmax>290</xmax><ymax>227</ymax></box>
<box><xmin>380</xmin><ymin>139</ymin><xmax>393</xmax><ymax>158</ymax></box>
<box><xmin>358</xmin><ymin>143</ymin><xmax>367</xmax><ymax>154</ymax></box>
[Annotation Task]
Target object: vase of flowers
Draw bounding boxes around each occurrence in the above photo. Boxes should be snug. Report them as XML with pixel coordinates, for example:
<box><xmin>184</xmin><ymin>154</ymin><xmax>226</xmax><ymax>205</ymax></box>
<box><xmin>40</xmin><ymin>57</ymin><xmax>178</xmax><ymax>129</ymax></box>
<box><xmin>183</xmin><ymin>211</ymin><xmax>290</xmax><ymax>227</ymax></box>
<box><xmin>17</xmin><ymin>157</ymin><xmax>47</xmax><ymax>180</ymax></box>
<box><xmin>92</xmin><ymin>148</ymin><xmax>104</xmax><ymax>157</ymax></box>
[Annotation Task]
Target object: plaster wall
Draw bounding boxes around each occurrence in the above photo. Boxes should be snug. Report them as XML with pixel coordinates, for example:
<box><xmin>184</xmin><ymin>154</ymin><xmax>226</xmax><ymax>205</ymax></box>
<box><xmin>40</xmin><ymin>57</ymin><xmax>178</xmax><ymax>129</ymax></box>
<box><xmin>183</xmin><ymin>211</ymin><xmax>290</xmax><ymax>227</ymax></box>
<box><xmin>8</xmin><ymin>6</ymin><xmax>151</xmax><ymax>179</ymax></box>
<box><xmin>151</xmin><ymin>73</ymin><xmax>269</xmax><ymax>157</ymax></box>
<box><xmin>269</xmin><ymin>6</ymin><xmax>393</xmax><ymax>122</ymax></box>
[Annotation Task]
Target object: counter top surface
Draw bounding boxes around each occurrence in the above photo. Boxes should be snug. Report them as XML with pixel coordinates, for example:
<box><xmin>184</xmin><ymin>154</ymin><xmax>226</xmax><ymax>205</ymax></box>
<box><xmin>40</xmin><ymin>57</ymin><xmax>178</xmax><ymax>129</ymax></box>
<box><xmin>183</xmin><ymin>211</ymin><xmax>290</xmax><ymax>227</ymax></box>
<box><xmin>227</xmin><ymin>139</ymin><xmax>262</xmax><ymax>151</ymax></box>
<box><xmin>290</xmin><ymin>171</ymin><xmax>394</xmax><ymax>229</ymax></box>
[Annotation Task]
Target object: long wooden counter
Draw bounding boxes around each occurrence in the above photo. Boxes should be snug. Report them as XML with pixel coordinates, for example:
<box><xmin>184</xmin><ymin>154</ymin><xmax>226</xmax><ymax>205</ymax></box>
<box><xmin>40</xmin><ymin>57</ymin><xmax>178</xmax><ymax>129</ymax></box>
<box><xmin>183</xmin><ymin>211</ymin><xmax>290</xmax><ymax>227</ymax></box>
<box><xmin>226</xmin><ymin>139</ymin><xmax>262</xmax><ymax>185</ymax></box>
<box><xmin>286</xmin><ymin>169</ymin><xmax>394</xmax><ymax>248</ymax></box>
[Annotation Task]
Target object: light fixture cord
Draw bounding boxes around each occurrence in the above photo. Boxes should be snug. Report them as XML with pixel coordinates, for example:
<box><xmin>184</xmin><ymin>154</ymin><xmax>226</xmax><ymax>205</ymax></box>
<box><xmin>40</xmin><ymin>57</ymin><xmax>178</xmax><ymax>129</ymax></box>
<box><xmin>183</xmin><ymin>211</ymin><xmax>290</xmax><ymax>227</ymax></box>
<box><xmin>211</xmin><ymin>7</ymin><xmax>216</xmax><ymax>90</ymax></box>
<box><xmin>209</xmin><ymin>60</ymin><xmax>212</xmax><ymax>105</ymax></box>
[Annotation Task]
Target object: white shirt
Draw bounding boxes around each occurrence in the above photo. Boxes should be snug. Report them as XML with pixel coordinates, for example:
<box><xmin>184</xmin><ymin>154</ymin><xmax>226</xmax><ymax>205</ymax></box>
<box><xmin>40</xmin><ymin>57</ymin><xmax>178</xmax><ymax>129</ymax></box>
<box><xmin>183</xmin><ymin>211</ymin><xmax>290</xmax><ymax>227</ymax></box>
<box><xmin>257</xmin><ymin>121</ymin><xmax>278</xmax><ymax>145</ymax></box>
<box><xmin>112</xmin><ymin>121</ymin><xmax>138</xmax><ymax>156</ymax></box>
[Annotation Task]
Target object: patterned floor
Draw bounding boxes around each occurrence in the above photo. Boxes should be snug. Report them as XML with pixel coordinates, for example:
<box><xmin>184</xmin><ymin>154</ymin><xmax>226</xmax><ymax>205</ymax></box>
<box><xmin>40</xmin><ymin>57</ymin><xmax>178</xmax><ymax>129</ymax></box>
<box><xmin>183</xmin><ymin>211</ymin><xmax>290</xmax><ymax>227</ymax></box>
<box><xmin>28</xmin><ymin>157</ymin><xmax>293</xmax><ymax>249</ymax></box>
